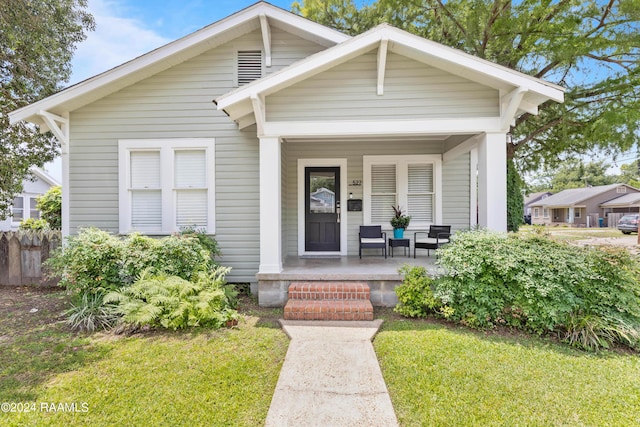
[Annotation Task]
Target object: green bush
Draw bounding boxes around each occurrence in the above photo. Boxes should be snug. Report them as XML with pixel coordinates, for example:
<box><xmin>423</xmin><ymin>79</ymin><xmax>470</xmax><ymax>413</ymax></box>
<box><xmin>104</xmin><ymin>267</ymin><xmax>238</xmax><ymax>330</ymax></box>
<box><xmin>429</xmin><ymin>230</ymin><xmax>640</xmax><ymax>351</ymax></box>
<box><xmin>36</xmin><ymin>185</ymin><xmax>62</xmax><ymax>229</ymax></box>
<box><xmin>19</xmin><ymin>218</ymin><xmax>50</xmax><ymax>230</ymax></box>
<box><xmin>65</xmin><ymin>292</ymin><xmax>120</xmax><ymax>332</ymax></box>
<box><xmin>47</xmin><ymin>228</ymin><xmax>217</xmax><ymax>294</ymax></box>
<box><xmin>394</xmin><ymin>265</ymin><xmax>440</xmax><ymax>318</ymax></box>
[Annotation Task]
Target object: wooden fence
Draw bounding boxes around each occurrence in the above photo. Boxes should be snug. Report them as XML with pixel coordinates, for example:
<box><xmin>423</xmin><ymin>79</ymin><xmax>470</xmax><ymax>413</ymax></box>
<box><xmin>0</xmin><ymin>230</ymin><xmax>61</xmax><ymax>286</ymax></box>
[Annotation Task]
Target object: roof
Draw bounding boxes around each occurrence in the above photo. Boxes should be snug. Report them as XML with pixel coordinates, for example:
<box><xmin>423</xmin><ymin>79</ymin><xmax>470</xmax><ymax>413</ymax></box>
<box><xmin>9</xmin><ymin>1</ymin><xmax>348</xmax><ymax>128</ymax></box>
<box><xmin>533</xmin><ymin>184</ymin><xmax>636</xmax><ymax>207</ymax></box>
<box><xmin>30</xmin><ymin>167</ymin><xmax>60</xmax><ymax>187</ymax></box>
<box><xmin>600</xmin><ymin>192</ymin><xmax>640</xmax><ymax>207</ymax></box>
<box><xmin>215</xmin><ymin>23</ymin><xmax>565</xmax><ymax>124</ymax></box>
<box><xmin>524</xmin><ymin>191</ymin><xmax>552</xmax><ymax>206</ymax></box>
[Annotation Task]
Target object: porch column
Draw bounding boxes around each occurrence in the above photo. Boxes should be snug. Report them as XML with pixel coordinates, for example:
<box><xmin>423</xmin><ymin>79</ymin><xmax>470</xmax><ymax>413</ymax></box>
<box><xmin>568</xmin><ymin>207</ymin><xmax>575</xmax><ymax>224</ymax></box>
<box><xmin>259</xmin><ymin>136</ymin><xmax>282</xmax><ymax>273</ymax></box>
<box><xmin>477</xmin><ymin>132</ymin><xmax>507</xmax><ymax>231</ymax></box>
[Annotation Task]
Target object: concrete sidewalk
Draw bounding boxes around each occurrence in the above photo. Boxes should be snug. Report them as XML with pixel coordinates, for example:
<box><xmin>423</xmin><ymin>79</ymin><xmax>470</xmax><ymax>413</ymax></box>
<box><xmin>265</xmin><ymin>320</ymin><xmax>398</xmax><ymax>427</ymax></box>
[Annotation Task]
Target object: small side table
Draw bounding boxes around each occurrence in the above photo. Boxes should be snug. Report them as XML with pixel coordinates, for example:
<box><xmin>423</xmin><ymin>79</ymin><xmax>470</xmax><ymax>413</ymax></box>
<box><xmin>388</xmin><ymin>238</ymin><xmax>410</xmax><ymax>258</ymax></box>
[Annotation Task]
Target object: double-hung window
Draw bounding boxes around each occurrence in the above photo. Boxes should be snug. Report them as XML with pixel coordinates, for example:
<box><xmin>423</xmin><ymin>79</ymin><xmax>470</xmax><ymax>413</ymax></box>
<box><xmin>11</xmin><ymin>196</ymin><xmax>24</xmax><ymax>222</ymax></box>
<box><xmin>119</xmin><ymin>139</ymin><xmax>215</xmax><ymax>234</ymax></box>
<box><xmin>364</xmin><ymin>155</ymin><xmax>441</xmax><ymax>229</ymax></box>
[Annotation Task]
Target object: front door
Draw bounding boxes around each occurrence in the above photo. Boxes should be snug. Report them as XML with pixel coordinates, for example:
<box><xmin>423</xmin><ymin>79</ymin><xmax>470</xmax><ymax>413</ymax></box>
<box><xmin>305</xmin><ymin>167</ymin><xmax>340</xmax><ymax>251</ymax></box>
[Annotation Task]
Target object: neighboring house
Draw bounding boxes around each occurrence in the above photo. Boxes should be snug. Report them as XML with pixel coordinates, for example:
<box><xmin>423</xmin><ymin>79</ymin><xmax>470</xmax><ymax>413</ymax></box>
<box><xmin>9</xmin><ymin>2</ymin><xmax>564</xmax><ymax>287</ymax></box>
<box><xmin>530</xmin><ymin>184</ymin><xmax>640</xmax><ymax>227</ymax></box>
<box><xmin>0</xmin><ymin>167</ymin><xmax>60</xmax><ymax>231</ymax></box>
<box><xmin>524</xmin><ymin>191</ymin><xmax>552</xmax><ymax>218</ymax></box>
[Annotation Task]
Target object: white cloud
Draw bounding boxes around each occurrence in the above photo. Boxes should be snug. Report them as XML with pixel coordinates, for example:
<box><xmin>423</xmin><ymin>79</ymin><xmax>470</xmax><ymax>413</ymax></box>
<box><xmin>68</xmin><ymin>0</ymin><xmax>170</xmax><ymax>85</ymax></box>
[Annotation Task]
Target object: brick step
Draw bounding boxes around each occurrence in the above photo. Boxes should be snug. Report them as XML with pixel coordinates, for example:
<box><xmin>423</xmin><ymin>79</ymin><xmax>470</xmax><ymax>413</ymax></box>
<box><xmin>287</xmin><ymin>281</ymin><xmax>370</xmax><ymax>301</ymax></box>
<box><xmin>283</xmin><ymin>299</ymin><xmax>374</xmax><ymax>321</ymax></box>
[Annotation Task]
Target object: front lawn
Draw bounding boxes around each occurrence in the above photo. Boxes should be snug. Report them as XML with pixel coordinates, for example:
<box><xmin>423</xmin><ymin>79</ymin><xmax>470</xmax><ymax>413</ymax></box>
<box><xmin>0</xmin><ymin>287</ymin><xmax>288</xmax><ymax>427</ymax></box>
<box><xmin>374</xmin><ymin>316</ymin><xmax>640</xmax><ymax>427</ymax></box>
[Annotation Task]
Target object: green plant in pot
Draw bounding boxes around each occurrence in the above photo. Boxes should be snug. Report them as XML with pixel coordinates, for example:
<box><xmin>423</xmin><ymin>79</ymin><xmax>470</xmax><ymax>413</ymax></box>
<box><xmin>391</xmin><ymin>205</ymin><xmax>411</xmax><ymax>238</ymax></box>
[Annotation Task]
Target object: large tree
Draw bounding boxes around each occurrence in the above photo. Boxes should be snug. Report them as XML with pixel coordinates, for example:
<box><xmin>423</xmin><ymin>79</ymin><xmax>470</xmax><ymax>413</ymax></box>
<box><xmin>292</xmin><ymin>0</ymin><xmax>640</xmax><ymax>172</ymax></box>
<box><xmin>0</xmin><ymin>0</ymin><xmax>94</xmax><ymax>219</ymax></box>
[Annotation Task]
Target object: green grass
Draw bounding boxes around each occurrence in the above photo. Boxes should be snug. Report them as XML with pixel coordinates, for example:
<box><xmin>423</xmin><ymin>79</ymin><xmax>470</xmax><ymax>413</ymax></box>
<box><xmin>0</xmin><ymin>288</ymin><xmax>288</xmax><ymax>427</ymax></box>
<box><xmin>374</xmin><ymin>319</ymin><xmax>640</xmax><ymax>427</ymax></box>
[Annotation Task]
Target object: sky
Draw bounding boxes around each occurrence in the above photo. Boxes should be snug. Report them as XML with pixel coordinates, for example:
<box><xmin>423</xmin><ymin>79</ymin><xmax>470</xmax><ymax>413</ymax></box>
<box><xmin>68</xmin><ymin>0</ymin><xmax>294</xmax><ymax>85</ymax></box>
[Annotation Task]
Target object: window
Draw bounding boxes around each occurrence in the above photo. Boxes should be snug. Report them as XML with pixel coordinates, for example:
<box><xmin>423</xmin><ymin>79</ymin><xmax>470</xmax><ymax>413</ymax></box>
<box><xmin>12</xmin><ymin>196</ymin><xmax>24</xmax><ymax>222</ymax></box>
<box><xmin>237</xmin><ymin>50</ymin><xmax>262</xmax><ymax>86</ymax></box>
<box><xmin>119</xmin><ymin>139</ymin><xmax>215</xmax><ymax>234</ymax></box>
<box><xmin>29</xmin><ymin>198</ymin><xmax>40</xmax><ymax>219</ymax></box>
<box><xmin>543</xmin><ymin>208</ymin><xmax>549</xmax><ymax>218</ymax></box>
<box><xmin>574</xmin><ymin>209</ymin><xmax>581</xmax><ymax>218</ymax></box>
<box><xmin>533</xmin><ymin>207</ymin><xmax>540</xmax><ymax>218</ymax></box>
<box><xmin>364</xmin><ymin>155</ymin><xmax>441</xmax><ymax>228</ymax></box>
<box><xmin>617</xmin><ymin>186</ymin><xmax>627</xmax><ymax>194</ymax></box>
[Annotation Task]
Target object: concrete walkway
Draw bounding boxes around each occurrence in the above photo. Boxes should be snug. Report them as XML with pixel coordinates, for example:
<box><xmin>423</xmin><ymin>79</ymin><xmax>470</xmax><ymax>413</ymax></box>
<box><xmin>265</xmin><ymin>320</ymin><xmax>398</xmax><ymax>427</ymax></box>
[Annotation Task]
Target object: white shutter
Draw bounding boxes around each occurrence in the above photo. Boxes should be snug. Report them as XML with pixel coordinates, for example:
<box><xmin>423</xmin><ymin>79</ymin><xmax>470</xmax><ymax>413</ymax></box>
<box><xmin>371</xmin><ymin>164</ymin><xmax>396</xmax><ymax>224</ymax></box>
<box><xmin>237</xmin><ymin>51</ymin><xmax>262</xmax><ymax>85</ymax></box>
<box><xmin>408</xmin><ymin>163</ymin><xmax>434</xmax><ymax>223</ymax></box>
<box><xmin>130</xmin><ymin>151</ymin><xmax>160</xmax><ymax>189</ymax></box>
<box><xmin>175</xmin><ymin>150</ymin><xmax>207</xmax><ymax>229</ymax></box>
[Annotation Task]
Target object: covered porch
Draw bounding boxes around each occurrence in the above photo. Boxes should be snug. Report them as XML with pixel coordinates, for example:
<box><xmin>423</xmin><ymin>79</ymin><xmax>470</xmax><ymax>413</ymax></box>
<box><xmin>256</xmin><ymin>254</ymin><xmax>438</xmax><ymax>307</ymax></box>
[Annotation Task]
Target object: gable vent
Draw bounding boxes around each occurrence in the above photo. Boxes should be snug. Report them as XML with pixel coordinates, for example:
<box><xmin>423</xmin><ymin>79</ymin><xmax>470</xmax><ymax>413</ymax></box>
<box><xmin>237</xmin><ymin>50</ymin><xmax>262</xmax><ymax>86</ymax></box>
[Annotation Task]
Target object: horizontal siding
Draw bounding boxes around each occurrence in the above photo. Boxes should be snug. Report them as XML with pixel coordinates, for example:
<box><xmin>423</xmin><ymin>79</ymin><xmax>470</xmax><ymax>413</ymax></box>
<box><xmin>267</xmin><ymin>52</ymin><xmax>499</xmax><ymax>121</ymax></box>
<box><xmin>442</xmin><ymin>153</ymin><xmax>471</xmax><ymax>230</ymax></box>
<box><xmin>283</xmin><ymin>139</ymin><xmax>453</xmax><ymax>257</ymax></box>
<box><xmin>68</xmin><ymin>28</ymin><xmax>325</xmax><ymax>283</ymax></box>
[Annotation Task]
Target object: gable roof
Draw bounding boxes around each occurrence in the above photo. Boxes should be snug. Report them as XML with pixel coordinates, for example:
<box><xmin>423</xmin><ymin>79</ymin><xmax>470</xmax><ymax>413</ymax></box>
<box><xmin>215</xmin><ymin>23</ymin><xmax>565</xmax><ymax>124</ymax></box>
<box><xmin>533</xmin><ymin>184</ymin><xmax>637</xmax><ymax>207</ymax></box>
<box><xmin>29</xmin><ymin>167</ymin><xmax>60</xmax><ymax>188</ymax></box>
<box><xmin>524</xmin><ymin>191</ymin><xmax>552</xmax><ymax>206</ymax></box>
<box><xmin>9</xmin><ymin>1</ymin><xmax>348</xmax><ymax>128</ymax></box>
<box><xmin>600</xmin><ymin>192</ymin><xmax>640</xmax><ymax>207</ymax></box>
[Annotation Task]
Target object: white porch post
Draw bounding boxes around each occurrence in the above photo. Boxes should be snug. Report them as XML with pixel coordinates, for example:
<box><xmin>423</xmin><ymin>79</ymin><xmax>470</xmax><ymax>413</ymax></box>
<box><xmin>477</xmin><ymin>132</ymin><xmax>507</xmax><ymax>231</ymax></box>
<box><xmin>568</xmin><ymin>207</ymin><xmax>575</xmax><ymax>224</ymax></box>
<box><xmin>259</xmin><ymin>136</ymin><xmax>282</xmax><ymax>273</ymax></box>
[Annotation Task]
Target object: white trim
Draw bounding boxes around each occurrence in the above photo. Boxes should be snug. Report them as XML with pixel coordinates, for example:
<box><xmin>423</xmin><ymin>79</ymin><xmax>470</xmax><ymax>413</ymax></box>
<box><xmin>61</xmin><ymin>112</ymin><xmax>70</xmax><ymax>237</ymax></box>
<box><xmin>259</xmin><ymin>14</ymin><xmax>272</xmax><ymax>68</ymax></box>
<box><xmin>118</xmin><ymin>138</ymin><xmax>215</xmax><ymax>235</ymax></box>
<box><xmin>500</xmin><ymin>87</ymin><xmax>528</xmax><ymax>130</ymax></box>
<box><xmin>259</xmin><ymin>137</ymin><xmax>283</xmax><ymax>273</ymax></box>
<box><xmin>297</xmin><ymin>158</ymin><xmax>348</xmax><ymax>256</ymax></box>
<box><xmin>477</xmin><ymin>132</ymin><xmax>507</xmax><ymax>231</ymax></box>
<box><xmin>9</xmin><ymin>2</ymin><xmax>348</xmax><ymax>125</ymax></box>
<box><xmin>363</xmin><ymin>154</ymin><xmax>442</xmax><ymax>229</ymax></box>
<box><xmin>470</xmin><ymin>147</ymin><xmax>478</xmax><ymax>227</ymax></box>
<box><xmin>251</xmin><ymin>94</ymin><xmax>266</xmax><ymax>136</ymax></box>
<box><xmin>262</xmin><ymin>118</ymin><xmax>503</xmax><ymax>138</ymax></box>
<box><xmin>377</xmin><ymin>38</ymin><xmax>388</xmax><ymax>96</ymax></box>
<box><xmin>443</xmin><ymin>134</ymin><xmax>480</xmax><ymax>162</ymax></box>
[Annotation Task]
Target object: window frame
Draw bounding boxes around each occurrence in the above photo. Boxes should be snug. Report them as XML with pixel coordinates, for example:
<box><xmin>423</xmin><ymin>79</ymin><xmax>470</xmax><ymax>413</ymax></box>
<box><xmin>543</xmin><ymin>208</ymin><xmax>550</xmax><ymax>218</ymax></box>
<box><xmin>363</xmin><ymin>154</ymin><xmax>442</xmax><ymax>229</ymax></box>
<box><xmin>11</xmin><ymin>196</ymin><xmax>25</xmax><ymax>223</ymax></box>
<box><xmin>118</xmin><ymin>139</ymin><xmax>215</xmax><ymax>235</ymax></box>
<box><xmin>533</xmin><ymin>207</ymin><xmax>540</xmax><ymax>218</ymax></box>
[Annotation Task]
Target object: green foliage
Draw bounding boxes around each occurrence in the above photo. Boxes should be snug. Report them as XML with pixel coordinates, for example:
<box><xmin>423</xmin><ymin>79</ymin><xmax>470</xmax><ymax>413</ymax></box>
<box><xmin>65</xmin><ymin>292</ymin><xmax>120</xmax><ymax>332</ymax></box>
<box><xmin>18</xmin><ymin>218</ymin><xmax>49</xmax><ymax>231</ymax></box>
<box><xmin>394</xmin><ymin>265</ymin><xmax>440</xmax><ymax>317</ymax></box>
<box><xmin>390</xmin><ymin>205</ymin><xmax>411</xmax><ymax>229</ymax></box>
<box><xmin>506</xmin><ymin>158</ymin><xmax>523</xmax><ymax>232</ymax></box>
<box><xmin>1</xmin><ymin>0</ymin><xmax>94</xmax><ymax>219</ymax></box>
<box><xmin>105</xmin><ymin>267</ymin><xmax>238</xmax><ymax>330</ymax></box>
<box><xmin>36</xmin><ymin>185</ymin><xmax>62</xmax><ymax>229</ymax></box>
<box><xmin>179</xmin><ymin>225</ymin><xmax>221</xmax><ymax>260</ymax></box>
<box><xmin>47</xmin><ymin>228</ymin><xmax>217</xmax><ymax>294</ymax></box>
<box><xmin>46</xmin><ymin>228</ymin><xmax>124</xmax><ymax>295</ymax></box>
<box><xmin>433</xmin><ymin>230</ymin><xmax>640</xmax><ymax>350</ymax></box>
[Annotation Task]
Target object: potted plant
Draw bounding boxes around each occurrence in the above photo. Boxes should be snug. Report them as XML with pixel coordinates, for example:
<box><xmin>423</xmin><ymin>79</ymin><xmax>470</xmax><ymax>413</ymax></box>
<box><xmin>391</xmin><ymin>205</ymin><xmax>411</xmax><ymax>238</ymax></box>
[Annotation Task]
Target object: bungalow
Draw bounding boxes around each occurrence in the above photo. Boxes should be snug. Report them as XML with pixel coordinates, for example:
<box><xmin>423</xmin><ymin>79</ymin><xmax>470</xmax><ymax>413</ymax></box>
<box><xmin>530</xmin><ymin>184</ymin><xmax>639</xmax><ymax>227</ymax></box>
<box><xmin>9</xmin><ymin>2</ymin><xmax>564</xmax><ymax>303</ymax></box>
<box><xmin>524</xmin><ymin>191</ymin><xmax>552</xmax><ymax>223</ymax></box>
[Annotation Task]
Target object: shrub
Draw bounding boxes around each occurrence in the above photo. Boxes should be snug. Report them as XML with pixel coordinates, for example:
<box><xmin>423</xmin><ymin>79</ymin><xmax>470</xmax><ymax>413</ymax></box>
<box><xmin>179</xmin><ymin>226</ymin><xmax>221</xmax><ymax>260</ymax></box>
<box><xmin>394</xmin><ymin>265</ymin><xmax>440</xmax><ymax>317</ymax></box>
<box><xmin>104</xmin><ymin>267</ymin><xmax>238</xmax><ymax>330</ymax></box>
<box><xmin>46</xmin><ymin>228</ymin><xmax>125</xmax><ymax>294</ymax></box>
<box><xmin>19</xmin><ymin>218</ymin><xmax>50</xmax><ymax>230</ymax></box>
<box><xmin>65</xmin><ymin>292</ymin><xmax>120</xmax><ymax>332</ymax></box>
<box><xmin>432</xmin><ymin>230</ymin><xmax>640</xmax><ymax>351</ymax></box>
<box><xmin>36</xmin><ymin>185</ymin><xmax>62</xmax><ymax>229</ymax></box>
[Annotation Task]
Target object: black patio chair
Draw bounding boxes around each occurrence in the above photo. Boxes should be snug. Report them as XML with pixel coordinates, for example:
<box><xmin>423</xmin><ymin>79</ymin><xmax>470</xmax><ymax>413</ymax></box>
<box><xmin>414</xmin><ymin>225</ymin><xmax>451</xmax><ymax>258</ymax></box>
<box><xmin>359</xmin><ymin>225</ymin><xmax>387</xmax><ymax>259</ymax></box>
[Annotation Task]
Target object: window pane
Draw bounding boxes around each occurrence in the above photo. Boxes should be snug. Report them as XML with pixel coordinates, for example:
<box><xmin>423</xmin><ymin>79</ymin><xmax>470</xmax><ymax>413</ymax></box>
<box><xmin>131</xmin><ymin>151</ymin><xmax>160</xmax><ymax>189</ymax></box>
<box><xmin>408</xmin><ymin>194</ymin><xmax>433</xmax><ymax>222</ymax></box>
<box><xmin>12</xmin><ymin>197</ymin><xmax>24</xmax><ymax>220</ymax></box>
<box><xmin>176</xmin><ymin>190</ymin><xmax>207</xmax><ymax>228</ymax></box>
<box><xmin>30</xmin><ymin>198</ymin><xmax>40</xmax><ymax>219</ymax></box>
<box><xmin>371</xmin><ymin>164</ymin><xmax>396</xmax><ymax>193</ymax></box>
<box><xmin>371</xmin><ymin>194</ymin><xmax>396</xmax><ymax>224</ymax></box>
<box><xmin>131</xmin><ymin>190</ymin><xmax>162</xmax><ymax>230</ymax></box>
<box><xmin>309</xmin><ymin>171</ymin><xmax>336</xmax><ymax>214</ymax></box>
<box><xmin>175</xmin><ymin>150</ymin><xmax>206</xmax><ymax>188</ymax></box>
<box><xmin>408</xmin><ymin>164</ymin><xmax>433</xmax><ymax>193</ymax></box>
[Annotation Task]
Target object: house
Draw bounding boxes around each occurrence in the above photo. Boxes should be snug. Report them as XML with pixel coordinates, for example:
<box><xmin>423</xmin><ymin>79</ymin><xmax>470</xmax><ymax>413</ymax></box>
<box><xmin>9</xmin><ymin>2</ymin><xmax>564</xmax><ymax>304</ymax></box>
<box><xmin>524</xmin><ymin>191</ymin><xmax>552</xmax><ymax>218</ymax></box>
<box><xmin>530</xmin><ymin>184</ymin><xmax>640</xmax><ymax>227</ymax></box>
<box><xmin>0</xmin><ymin>167</ymin><xmax>60</xmax><ymax>231</ymax></box>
